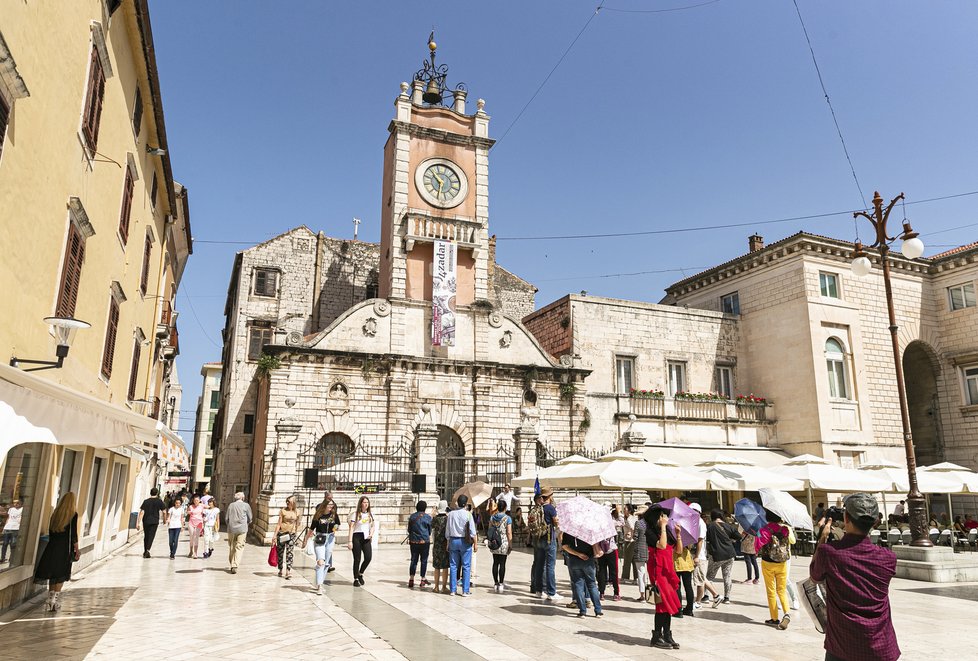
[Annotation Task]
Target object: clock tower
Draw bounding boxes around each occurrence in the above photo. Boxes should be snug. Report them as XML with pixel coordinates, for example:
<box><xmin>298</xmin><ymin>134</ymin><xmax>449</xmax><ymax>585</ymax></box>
<box><xmin>378</xmin><ymin>36</ymin><xmax>494</xmax><ymax>309</ymax></box>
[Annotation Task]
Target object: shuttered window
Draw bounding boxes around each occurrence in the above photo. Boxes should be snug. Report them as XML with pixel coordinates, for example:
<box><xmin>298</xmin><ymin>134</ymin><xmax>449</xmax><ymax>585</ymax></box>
<box><xmin>247</xmin><ymin>324</ymin><xmax>273</xmax><ymax>360</ymax></box>
<box><xmin>253</xmin><ymin>268</ymin><xmax>278</xmax><ymax>297</ymax></box>
<box><xmin>81</xmin><ymin>46</ymin><xmax>106</xmax><ymax>151</ymax></box>
<box><xmin>118</xmin><ymin>169</ymin><xmax>134</xmax><ymax>244</ymax></box>
<box><xmin>56</xmin><ymin>223</ymin><xmax>86</xmax><ymax>318</ymax></box>
<box><xmin>127</xmin><ymin>338</ymin><xmax>141</xmax><ymax>401</ymax></box>
<box><xmin>140</xmin><ymin>234</ymin><xmax>152</xmax><ymax>295</ymax></box>
<box><xmin>150</xmin><ymin>172</ymin><xmax>158</xmax><ymax>209</ymax></box>
<box><xmin>101</xmin><ymin>298</ymin><xmax>120</xmax><ymax>379</ymax></box>
<box><xmin>131</xmin><ymin>86</ymin><xmax>142</xmax><ymax>138</ymax></box>
<box><xmin>0</xmin><ymin>95</ymin><xmax>9</xmax><ymax>162</ymax></box>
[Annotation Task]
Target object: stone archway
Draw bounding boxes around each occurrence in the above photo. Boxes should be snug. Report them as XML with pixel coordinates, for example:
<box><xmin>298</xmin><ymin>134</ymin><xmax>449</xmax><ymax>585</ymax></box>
<box><xmin>436</xmin><ymin>425</ymin><xmax>466</xmax><ymax>501</ymax></box>
<box><xmin>902</xmin><ymin>341</ymin><xmax>943</xmax><ymax>465</ymax></box>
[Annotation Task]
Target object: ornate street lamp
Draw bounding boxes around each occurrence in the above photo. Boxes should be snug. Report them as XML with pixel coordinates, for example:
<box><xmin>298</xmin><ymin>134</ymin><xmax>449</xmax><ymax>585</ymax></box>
<box><xmin>850</xmin><ymin>191</ymin><xmax>930</xmax><ymax>547</ymax></box>
<box><xmin>9</xmin><ymin>317</ymin><xmax>91</xmax><ymax>372</ymax></box>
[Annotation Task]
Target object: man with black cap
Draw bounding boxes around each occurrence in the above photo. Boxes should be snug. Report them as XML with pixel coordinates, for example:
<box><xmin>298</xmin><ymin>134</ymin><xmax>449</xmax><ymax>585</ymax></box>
<box><xmin>810</xmin><ymin>492</ymin><xmax>899</xmax><ymax>661</ymax></box>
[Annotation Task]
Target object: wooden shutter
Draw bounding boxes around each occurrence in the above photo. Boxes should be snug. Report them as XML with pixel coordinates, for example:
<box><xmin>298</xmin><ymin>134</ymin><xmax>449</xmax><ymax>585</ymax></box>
<box><xmin>0</xmin><ymin>95</ymin><xmax>9</xmax><ymax>161</ymax></box>
<box><xmin>127</xmin><ymin>339</ymin><xmax>141</xmax><ymax>401</ymax></box>
<box><xmin>254</xmin><ymin>269</ymin><xmax>277</xmax><ymax>297</ymax></box>
<box><xmin>56</xmin><ymin>223</ymin><xmax>86</xmax><ymax>318</ymax></box>
<box><xmin>101</xmin><ymin>298</ymin><xmax>120</xmax><ymax>379</ymax></box>
<box><xmin>118</xmin><ymin>169</ymin><xmax>134</xmax><ymax>245</ymax></box>
<box><xmin>131</xmin><ymin>86</ymin><xmax>143</xmax><ymax>138</ymax></box>
<box><xmin>82</xmin><ymin>46</ymin><xmax>106</xmax><ymax>151</ymax></box>
<box><xmin>140</xmin><ymin>234</ymin><xmax>152</xmax><ymax>295</ymax></box>
<box><xmin>150</xmin><ymin>172</ymin><xmax>158</xmax><ymax>208</ymax></box>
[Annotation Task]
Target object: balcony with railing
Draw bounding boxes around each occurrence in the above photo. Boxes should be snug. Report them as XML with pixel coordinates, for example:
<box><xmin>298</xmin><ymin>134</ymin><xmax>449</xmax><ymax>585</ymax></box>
<box><xmin>624</xmin><ymin>395</ymin><xmax>771</xmax><ymax>423</ymax></box>
<box><xmin>402</xmin><ymin>209</ymin><xmax>482</xmax><ymax>252</ymax></box>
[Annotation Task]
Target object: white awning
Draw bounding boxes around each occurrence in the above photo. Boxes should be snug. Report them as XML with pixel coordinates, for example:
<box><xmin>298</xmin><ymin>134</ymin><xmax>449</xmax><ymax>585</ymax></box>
<box><xmin>0</xmin><ymin>363</ymin><xmax>158</xmax><ymax>457</ymax></box>
<box><xmin>638</xmin><ymin>445</ymin><xmax>792</xmax><ymax>469</ymax></box>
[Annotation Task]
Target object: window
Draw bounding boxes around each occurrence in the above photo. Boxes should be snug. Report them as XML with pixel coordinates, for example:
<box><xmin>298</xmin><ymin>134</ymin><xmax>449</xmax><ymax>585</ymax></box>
<box><xmin>0</xmin><ymin>94</ymin><xmax>9</xmax><ymax>162</ymax></box>
<box><xmin>615</xmin><ymin>356</ymin><xmax>634</xmax><ymax>394</ymax></box>
<box><xmin>964</xmin><ymin>366</ymin><xmax>978</xmax><ymax>406</ymax></box>
<box><xmin>84</xmin><ymin>456</ymin><xmax>105</xmax><ymax>536</ymax></box>
<box><xmin>209</xmin><ymin>390</ymin><xmax>221</xmax><ymax>410</ymax></box>
<box><xmin>81</xmin><ymin>45</ymin><xmax>106</xmax><ymax>151</ymax></box>
<box><xmin>243</xmin><ymin>414</ymin><xmax>255</xmax><ymax>434</ymax></box>
<box><xmin>247</xmin><ymin>323</ymin><xmax>273</xmax><ymax>360</ymax></box>
<box><xmin>56</xmin><ymin>222</ymin><xmax>86</xmax><ymax>318</ymax></box>
<box><xmin>203</xmin><ymin>458</ymin><xmax>213</xmax><ymax>477</ymax></box>
<box><xmin>668</xmin><ymin>361</ymin><xmax>687</xmax><ymax>396</ymax></box>
<box><xmin>715</xmin><ymin>366</ymin><xmax>733</xmax><ymax>399</ymax></box>
<box><xmin>253</xmin><ymin>268</ymin><xmax>278</xmax><ymax>297</ymax></box>
<box><xmin>101</xmin><ymin>298</ymin><xmax>120</xmax><ymax>379</ymax></box>
<box><xmin>720</xmin><ymin>292</ymin><xmax>740</xmax><ymax>314</ymax></box>
<box><xmin>819</xmin><ymin>272</ymin><xmax>840</xmax><ymax>299</ymax></box>
<box><xmin>837</xmin><ymin>451</ymin><xmax>862</xmax><ymax>470</ymax></box>
<box><xmin>118</xmin><ymin>168</ymin><xmax>134</xmax><ymax>245</ymax></box>
<box><xmin>131</xmin><ymin>85</ymin><xmax>142</xmax><ymax>137</ymax></box>
<box><xmin>207</xmin><ymin>412</ymin><xmax>216</xmax><ymax>431</ymax></box>
<box><xmin>140</xmin><ymin>233</ymin><xmax>153</xmax><ymax>296</ymax></box>
<box><xmin>948</xmin><ymin>283</ymin><xmax>976</xmax><ymax>311</ymax></box>
<box><xmin>0</xmin><ymin>444</ymin><xmax>42</xmax><ymax>573</ymax></box>
<box><xmin>106</xmin><ymin>462</ymin><xmax>126</xmax><ymax>534</ymax></box>
<box><xmin>150</xmin><ymin>171</ymin><xmax>158</xmax><ymax>209</ymax></box>
<box><xmin>60</xmin><ymin>448</ymin><xmax>80</xmax><ymax>500</ymax></box>
<box><xmin>825</xmin><ymin>338</ymin><xmax>849</xmax><ymax>399</ymax></box>
<box><xmin>126</xmin><ymin>338</ymin><xmax>141</xmax><ymax>401</ymax></box>
<box><xmin>313</xmin><ymin>433</ymin><xmax>355</xmax><ymax>469</ymax></box>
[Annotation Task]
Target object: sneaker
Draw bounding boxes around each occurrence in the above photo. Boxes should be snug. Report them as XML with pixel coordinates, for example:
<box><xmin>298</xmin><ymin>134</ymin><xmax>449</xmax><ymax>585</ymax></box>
<box><xmin>408</xmin><ymin>579</ymin><xmax>415</xmax><ymax>589</ymax></box>
<box><xmin>752</xmin><ymin>578</ymin><xmax>759</xmax><ymax>585</ymax></box>
<box><xmin>169</xmin><ymin>555</ymin><xmax>175</xmax><ymax>559</ymax></box>
<box><xmin>315</xmin><ymin>584</ymin><xmax>322</xmax><ymax>595</ymax></box>
<box><xmin>674</xmin><ymin>610</ymin><xmax>684</xmax><ymax>619</ymax></box>
<box><xmin>791</xmin><ymin>601</ymin><xmax>800</xmax><ymax>610</ymax></box>
<box><xmin>230</xmin><ymin>568</ymin><xmax>237</xmax><ymax>574</ymax></box>
<box><xmin>613</xmin><ymin>595</ymin><xmax>622</xmax><ymax>602</ymax></box>
<box><xmin>722</xmin><ymin>597</ymin><xmax>730</xmax><ymax>604</ymax></box>
<box><xmin>420</xmin><ymin>579</ymin><xmax>430</xmax><ymax>589</ymax></box>
<box><xmin>764</xmin><ymin>619</ymin><xmax>780</xmax><ymax>626</ymax></box>
<box><xmin>354</xmin><ymin>580</ymin><xmax>361</xmax><ymax>587</ymax></box>
<box><xmin>576</xmin><ymin>611</ymin><xmax>585</xmax><ymax>618</ymax></box>
<box><xmin>594</xmin><ymin>612</ymin><xmax>603</xmax><ymax>618</ymax></box>
<box><xmin>778</xmin><ymin>614</ymin><xmax>790</xmax><ymax>630</ymax></box>
<box><xmin>502</xmin><ymin>582</ymin><xmax>511</xmax><ymax>589</ymax></box>
<box><xmin>143</xmin><ymin>551</ymin><xmax>150</xmax><ymax>558</ymax></box>
<box><xmin>701</xmin><ymin>596</ymin><xmax>711</xmax><ymax>603</ymax></box>
<box><xmin>462</xmin><ymin>593</ymin><xmax>471</xmax><ymax>598</ymax></box>
<box><xmin>712</xmin><ymin>595</ymin><xmax>722</xmax><ymax>608</ymax></box>
<box><xmin>327</xmin><ymin>566</ymin><xmax>336</xmax><ymax>573</ymax></box>
<box><xmin>358</xmin><ymin>576</ymin><xmax>365</xmax><ymax>586</ymax></box>
<box><xmin>693</xmin><ymin>602</ymin><xmax>702</xmax><ymax>610</ymax></box>
<box><xmin>498</xmin><ymin>584</ymin><xmax>505</xmax><ymax>594</ymax></box>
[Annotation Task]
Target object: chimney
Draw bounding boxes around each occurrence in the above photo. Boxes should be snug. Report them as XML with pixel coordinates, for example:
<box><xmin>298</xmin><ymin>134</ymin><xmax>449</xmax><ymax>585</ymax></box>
<box><xmin>748</xmin><ymin>234</ymin><xmax>764</xmax><ymax>252</ymax></box>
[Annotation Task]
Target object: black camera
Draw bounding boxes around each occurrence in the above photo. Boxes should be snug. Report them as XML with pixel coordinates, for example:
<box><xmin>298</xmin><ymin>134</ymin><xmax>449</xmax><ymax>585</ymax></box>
<box><xmin>825</xmin><ymin>506</ymin><xmax>846</xmax><ymax>523</ymax></box>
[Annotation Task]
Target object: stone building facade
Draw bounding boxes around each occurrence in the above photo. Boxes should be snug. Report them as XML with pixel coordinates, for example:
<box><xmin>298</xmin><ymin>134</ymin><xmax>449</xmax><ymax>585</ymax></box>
<box><xmin>665</xmin><ymin>233</ymin><xmax>978</xmax><ymax>477</ymax></box>
<box><xmin>209</xmin><ymin>52</ymin><xmax>570</xmax><ymax>541</ymax></box>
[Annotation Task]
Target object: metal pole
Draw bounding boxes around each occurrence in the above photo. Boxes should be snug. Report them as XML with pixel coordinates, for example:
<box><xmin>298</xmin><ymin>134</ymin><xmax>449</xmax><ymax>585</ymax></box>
<box><xmin>879</xmin><ymin>246</ymin><xmax>931</xmax><ymax>547</ymax></box>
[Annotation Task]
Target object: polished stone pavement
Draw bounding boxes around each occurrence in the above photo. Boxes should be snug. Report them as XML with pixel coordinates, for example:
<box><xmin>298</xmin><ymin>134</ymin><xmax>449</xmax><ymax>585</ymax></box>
<box><xmin>2</xmin><ymin>529</ymin><xmax>977</xmax><ymax>660</ymax></box>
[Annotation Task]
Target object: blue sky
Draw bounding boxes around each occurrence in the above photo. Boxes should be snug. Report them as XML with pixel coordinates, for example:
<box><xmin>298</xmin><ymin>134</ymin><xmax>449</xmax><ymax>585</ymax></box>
<box><xmin>150</xmin><ymin>1</ymin><xmax>978</xmax><ymax>446</ymax></box>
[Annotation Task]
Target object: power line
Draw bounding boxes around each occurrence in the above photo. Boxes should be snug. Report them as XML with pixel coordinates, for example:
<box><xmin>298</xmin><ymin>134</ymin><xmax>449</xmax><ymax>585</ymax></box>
<box><xmin>791</xmin><ymin>0</ymin><xmax>868</xmax><ymax>236</ymax></box>
<box><xmin>602</xmin><ymin>0</ymin><xmax>720</xmax><ymax>13</ymax></box>
<box><xmin>536</xmin><ymin>266</ymin><xmax>709</xmax><ymax>282</ymax></box>
<box><xmin>178</xmin><ymin>285</ymin><xmax>222</xmax><ymax>348</ymax></box>
<box><xmin>495</xmin><ymin>4</ymin><xmax>604</xmax><ymax>147</ymax></box>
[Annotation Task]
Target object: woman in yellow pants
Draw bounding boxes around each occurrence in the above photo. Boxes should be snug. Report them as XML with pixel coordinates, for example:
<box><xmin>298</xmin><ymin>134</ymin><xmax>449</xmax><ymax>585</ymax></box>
<box><xmin>755</xmin><ymin>512</ymin><xmax>792</xmax><ymax>629</ymax></box>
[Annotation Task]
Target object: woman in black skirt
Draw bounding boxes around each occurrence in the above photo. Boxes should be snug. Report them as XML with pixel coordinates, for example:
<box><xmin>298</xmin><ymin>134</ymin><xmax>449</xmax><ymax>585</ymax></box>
<box><xmin>34</xmin><ymin>492</ymin><xmax>80</xmax><ymax>612</ymax></box>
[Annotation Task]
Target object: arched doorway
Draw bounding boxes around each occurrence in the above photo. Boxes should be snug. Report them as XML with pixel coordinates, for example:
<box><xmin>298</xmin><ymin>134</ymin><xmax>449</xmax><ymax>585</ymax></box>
<box><xmin>902</xmin><ymin>341</ymin><xmax>943</xmax><ymax>466</ymax></box>
<box><xmin>436</xmin><ymin>425</ymin><xmax>465</xmax><ymax>501</ymax></box>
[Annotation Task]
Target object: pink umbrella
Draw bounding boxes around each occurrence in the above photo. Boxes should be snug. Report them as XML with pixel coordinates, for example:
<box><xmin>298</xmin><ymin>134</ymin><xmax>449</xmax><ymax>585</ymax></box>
<box><xmin>657</xmin><ymin>497</ymin><xmax>699</xmax><ymax>548</ymax></box>
<box><xmin>554</xmin><ymin>496</ymin><xmax>617</xmax><ymax>545</ymax></box>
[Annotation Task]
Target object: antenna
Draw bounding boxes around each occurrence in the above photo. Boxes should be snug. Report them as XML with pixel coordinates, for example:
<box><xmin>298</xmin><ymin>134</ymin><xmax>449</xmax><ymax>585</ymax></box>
<box><xmin>353</xmin><ymin>217</ymin><xmax>361</xmax><ymax>241</ymax></box>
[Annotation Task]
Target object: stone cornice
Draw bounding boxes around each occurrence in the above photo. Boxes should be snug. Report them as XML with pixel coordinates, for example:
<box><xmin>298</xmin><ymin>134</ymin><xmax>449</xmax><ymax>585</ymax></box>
<box><xmin>665</xmin><ymin>231</ymin><xmax>944</xmax><ymax>298</ymax></box>
<box><xmin>388</xmin><ymin>120</ymin><xmax>495</xmax><ymax>149</ymax></box>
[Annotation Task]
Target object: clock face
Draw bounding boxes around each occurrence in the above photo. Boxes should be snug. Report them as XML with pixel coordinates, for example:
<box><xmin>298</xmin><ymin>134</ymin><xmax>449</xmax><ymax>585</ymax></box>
<box><xmin>422</xmin><ymin>164</ymin><xmax>462</xmax><ymax>204</ymax></box>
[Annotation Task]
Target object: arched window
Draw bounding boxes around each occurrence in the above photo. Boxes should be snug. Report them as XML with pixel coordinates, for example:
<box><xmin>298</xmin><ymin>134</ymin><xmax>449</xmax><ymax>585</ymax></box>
<box><xmin>825</xmin><ymin>338</ymin><xmax>850</xmax><ymax>400</ymax></box>
<box><xmin>313</xmin><ymin>432</ymin><xmax>355</xmax><ymax>468</ymax></box>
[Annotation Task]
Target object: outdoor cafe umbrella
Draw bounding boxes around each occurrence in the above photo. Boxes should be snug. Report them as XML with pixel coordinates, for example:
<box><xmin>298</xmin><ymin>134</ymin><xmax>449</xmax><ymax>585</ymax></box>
<box><xmin>322</xmin><ymin>457</ymin><xmax>398</xmax><ymax>483</ymax></box>
<box><xmin>859</xmin><ymin>460</ymin><xmax>962</xmax><ymax>532</ymax></box>
<box><xmin>554</xmin><ymin>495</ymin><xmax>617</xmax><ymax>545</ymax></box>
<box><xmin>510</xmin><ymin>454</ymin><xmax>594</xmax><ymax>488</ymax></box>
<box><xmin>734</xmin><ymin>498</ymin><xmax>766</xmax><ymax>535</ymax></box>
<box><xmin>551</xmin><ymin>452</ymin><xmax>708</xmax><ymax>491</ymax></box>
<box><xmin>657</xmin><ymin>497</ymin><xmax>700</xmax><ymax>548</ymax></box>
<box><xmin>758</xmin><ymin>489</ymin><xmax>814</xmax><ymax>531</ymax></box>
<box><xmin>452</xmin><ymin>480</ymin><xmax>494</xmax><ymax>508</ymax></box>
<box><xmin>920</xmin><ymin>462</ymin><xmax>978</xmax><ymax>493</ymax></box>
<box><xmin>695</xmin><ymin>454</ymin><xmax>805</xmax><ymax>492</ymax></box>
<box><xmin>774</xmin><ymin>453</ymin><xmax>891</xmax><ymax>516</ymax></box>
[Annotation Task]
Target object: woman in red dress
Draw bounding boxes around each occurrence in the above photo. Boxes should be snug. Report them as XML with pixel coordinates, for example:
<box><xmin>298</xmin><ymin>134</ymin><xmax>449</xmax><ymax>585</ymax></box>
<box><xmin>645</xmin><ymin>506</ymin><xmax>682</xmax><ymax>650</ymax></box>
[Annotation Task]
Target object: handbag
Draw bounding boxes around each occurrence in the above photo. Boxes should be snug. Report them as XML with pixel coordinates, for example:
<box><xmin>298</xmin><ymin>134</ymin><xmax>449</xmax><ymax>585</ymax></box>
<box><xmin>267</xmin><ymin>544</ymin><xmax>279</xmax><ymax>567</ymax></box>
<box><xmin>277</xmin><ymin>532</ymin><xmax>292</xmax><ymax>546</ymax></box>
<box><xmin>305</xmin><ymin>536</ymin><xmax>316</xmax><ymax>556</ymax></box>
<box><xmin>644</xmin><ymin>583</ymin><xmax>662</xmax><ymax>605</ymax></box>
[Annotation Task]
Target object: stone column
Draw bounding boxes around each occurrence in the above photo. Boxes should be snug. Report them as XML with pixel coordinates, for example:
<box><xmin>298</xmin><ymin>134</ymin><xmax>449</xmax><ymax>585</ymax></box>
<box><xmin>513</xmin><ymin>419</ymin><xmax>540</xmax><ymax>503</ymax></box>
<box><xmin>414</xmin><ymin>404</ymin><xmax>441</xmax><ymax>503</ymax></box>
<box><xmin>254</xmin><ymin>418</ymin><xmax>302</xmax><ymax>544</ymax></box>
<box><xmin>619</xmin><ymin>414</ymin><xmax>646</xmax><ymax>450</ymax></box>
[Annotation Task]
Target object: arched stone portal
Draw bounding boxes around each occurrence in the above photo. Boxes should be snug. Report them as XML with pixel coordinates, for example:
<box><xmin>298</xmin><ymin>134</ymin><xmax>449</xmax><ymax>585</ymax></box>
<box><xmin>436</xmin><ymin>425</ymin><xmax>465</xmax><ymax>501</ymax></box>
<box><xmin>902</xmin><ymin>341</ymin><xmax>943</xmax><ymax>466</ymax></box>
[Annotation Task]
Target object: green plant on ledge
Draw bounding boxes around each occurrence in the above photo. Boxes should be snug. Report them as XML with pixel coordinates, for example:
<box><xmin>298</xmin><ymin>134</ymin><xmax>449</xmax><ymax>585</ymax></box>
<box><xmin>629</xmin><ymin>388</ymin><xmax>665</xmax><ymax>399</ymax></box>
<box><xmin>255</xmin><ymin>353</ymin><xmax>281</xmax><ymax>376</ymax></box>
<box><xmin>578</xmin><ymin>407</ymin><xmax>591</xmax><ymax>434</ymax></box>
<box><xmin>673</xmin><ymin>391</ymin><xmax>728</xmax><ymax>402</ymax></box>
<box><xmin>560</xmin><ymin>383</ymin><xmax>577</xmax><ymax>401</ymax></box>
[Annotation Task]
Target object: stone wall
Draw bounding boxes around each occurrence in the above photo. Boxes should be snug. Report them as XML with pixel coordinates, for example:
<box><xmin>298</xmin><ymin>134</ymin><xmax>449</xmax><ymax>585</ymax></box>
<box><xmin>523</xmin><ymin>297</ymin><xmax>573</xmax><ymax>358</ymax></box>
<box><xmin>317</xmin><ymin>236</ymin><xmax>381</xmax><ymax>329</ymax></box>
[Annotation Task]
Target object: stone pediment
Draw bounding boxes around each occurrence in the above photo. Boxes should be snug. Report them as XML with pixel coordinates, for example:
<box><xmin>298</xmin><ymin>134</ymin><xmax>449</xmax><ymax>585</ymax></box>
<box><xmin>298</xmin><ymin>298</ymin><xmax>557</xmax><ymax>367</ymax></box>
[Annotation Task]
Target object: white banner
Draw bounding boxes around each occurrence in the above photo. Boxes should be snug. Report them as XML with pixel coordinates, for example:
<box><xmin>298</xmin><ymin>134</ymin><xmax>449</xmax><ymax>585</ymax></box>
<box><xmin>432</xmin><ymin>240</ymin><xmax>457</xmax><ymax>347</ymax></box>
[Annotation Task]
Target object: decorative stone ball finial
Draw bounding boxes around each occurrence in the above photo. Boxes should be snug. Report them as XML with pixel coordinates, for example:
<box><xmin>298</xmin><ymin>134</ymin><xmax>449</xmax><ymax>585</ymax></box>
<box><xmin>400</xmin><ymin>81</ymin><xmax>409</xmax><ymax>95</ymax></box>
<box><xmin>476</xmin><ymin>98</ymin><xmax>486</xmax><ymax>111</ymax></box>
<box><xmin>429</xmin><ymin>39</ymin><xmax>437</xmax><ymax>51</ymax></box>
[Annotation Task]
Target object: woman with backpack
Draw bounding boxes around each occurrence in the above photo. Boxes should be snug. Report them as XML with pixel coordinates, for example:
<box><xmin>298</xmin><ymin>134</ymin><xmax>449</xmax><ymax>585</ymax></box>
<box><xmin>488</xmin><ymin>498</ymin><xmax>513</xmax><ymax>592</ymax></box>
<box><xmin>755</xmin><ymin>509</ymin><xmax>792</xmax><ymax>629</ymax></box>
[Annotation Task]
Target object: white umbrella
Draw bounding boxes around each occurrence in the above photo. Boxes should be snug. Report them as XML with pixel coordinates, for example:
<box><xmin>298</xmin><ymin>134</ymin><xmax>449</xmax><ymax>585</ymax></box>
<box><xmin>551</xmin><ymin>454</ymin><xmax>708</xmax><ymax>491</ymax></box>
<box><xmin>759</xmin><ymin>489</ymin><xmax>814</xmax><ymax>531</ymax></box>
<box><xmin>0</xmin><ymin>400</ymin><xmax>58</xmax><ymax>459</ymax></box>
<box><xmin>510</xmin><ymin>454</ymin><xmax>594</xmax><ymax>488</ymax></box>
<box><xmin>920</xmin><ymin>462</ymin><xmax>978</xmax><ymax>493</ymax></box>
<box><xmin>695</xmin><ymin>455</ymin><xmax>805</xmax><ymax>491</ymax></box>
<box><xmin>774</xmin><ymin>458</ymin><xmax>890</xmax><ymax>492</ymax></box>
<box><xmin>858</xmin><ymin>462</ymin><xmax>961</xmax><ymax>494</ymax></box>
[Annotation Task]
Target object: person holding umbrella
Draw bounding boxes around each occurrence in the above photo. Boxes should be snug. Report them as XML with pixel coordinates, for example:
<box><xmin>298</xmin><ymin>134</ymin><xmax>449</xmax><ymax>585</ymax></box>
<box><xmin>645</xmin><ymin>505</ymin><xmax>682</xmax><ymax>650</ymax></box>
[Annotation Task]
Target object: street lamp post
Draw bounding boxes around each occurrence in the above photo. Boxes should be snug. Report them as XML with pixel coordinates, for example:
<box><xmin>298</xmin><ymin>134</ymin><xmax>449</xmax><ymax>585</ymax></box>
<box><xmin>851</xmin><ymin>191</ymin><xmax>931</xmax><ymax>547</ymax></box>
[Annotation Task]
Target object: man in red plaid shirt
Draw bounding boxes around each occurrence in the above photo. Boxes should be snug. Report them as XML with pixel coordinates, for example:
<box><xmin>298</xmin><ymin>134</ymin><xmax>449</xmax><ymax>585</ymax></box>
<box><xmin>810</xmin><ymin>493</ymin><xmax>900</xmax><ymax>661</ymax></box>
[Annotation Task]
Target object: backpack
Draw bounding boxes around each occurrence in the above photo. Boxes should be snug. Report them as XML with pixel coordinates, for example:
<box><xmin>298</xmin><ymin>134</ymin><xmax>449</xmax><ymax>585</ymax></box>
<box><xmin>526</xmin><ymin>504</ymin><xmax>549</xmax><ymax>540</ymax></box>
<box><xmin>486</xmin><ymin>515</ymin><xmax>502</xmax><ymax>551</ymax></box>
<box><xmin>761</xmin><ymin>527</ymin><xmax>791</xmax><ymax>563</ymax></box>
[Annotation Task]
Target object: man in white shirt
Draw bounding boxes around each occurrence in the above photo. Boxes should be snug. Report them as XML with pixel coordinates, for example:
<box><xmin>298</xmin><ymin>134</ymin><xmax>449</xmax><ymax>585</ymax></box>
<box><xmin>893</xmin><ymin>500</ymin><xmax>905</xmax><ymax>517</ymax></box>
<box><xmin>690</xmin><ymin>503</ymin><xmax>721</xmax><ymax>608</ymax></box>
<box><xmin>226</xmin><ymin>492</ymin><xmax>253</xmax><ymax>574</ymax></box>
<box><xmin>446</xmin><ymin>495</ymin><xmax>478</xmax><ymax>596</ymax></box>
<box><xmin>500</xmin><ymin>485</ymin><xmax>516</xmax><ymax>513</ymax></box>
<box><xmin>1</xmin><ymin>499</ymin><xmax>23</xmax><ymax>563</ymax></box>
